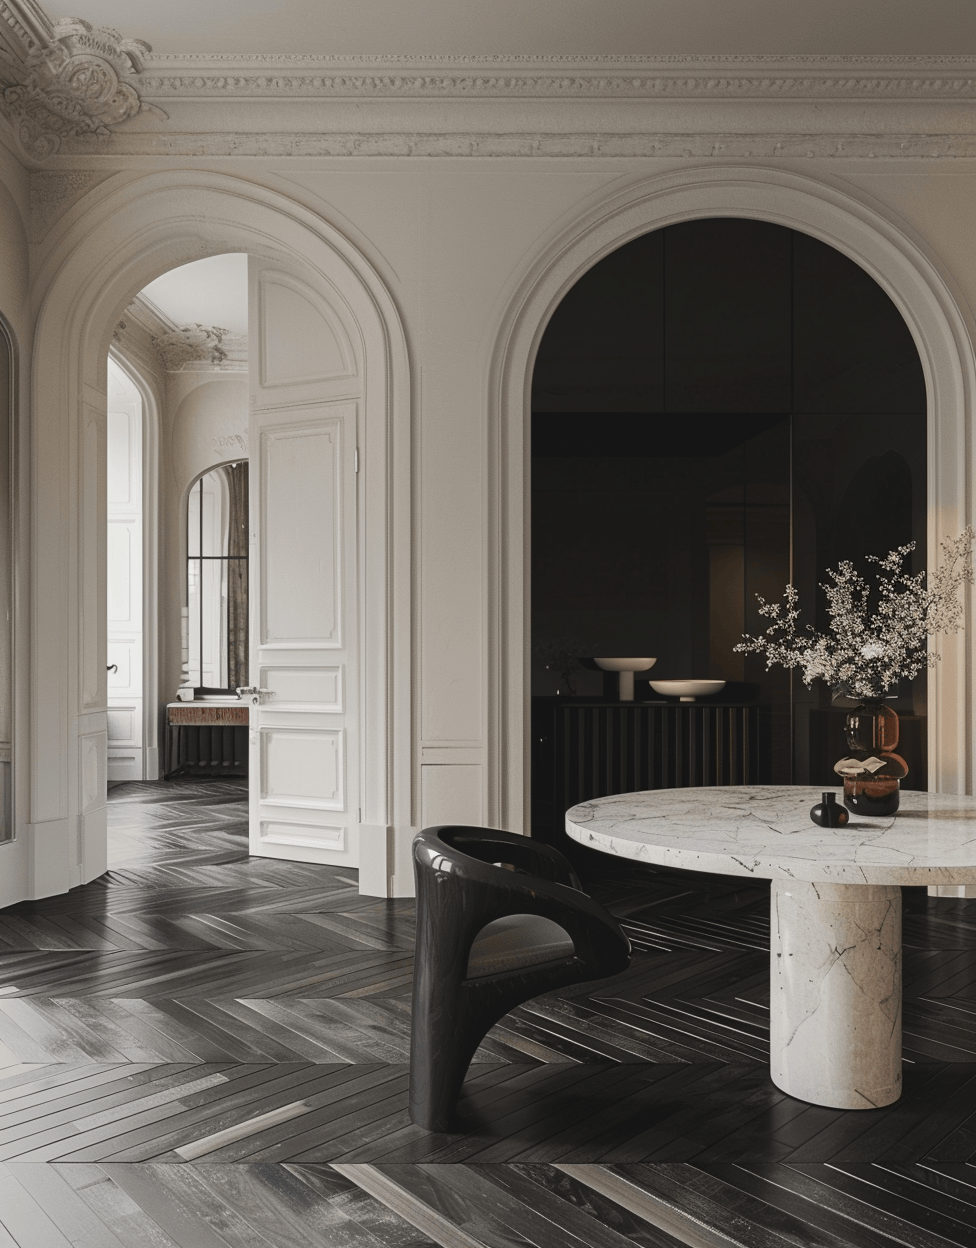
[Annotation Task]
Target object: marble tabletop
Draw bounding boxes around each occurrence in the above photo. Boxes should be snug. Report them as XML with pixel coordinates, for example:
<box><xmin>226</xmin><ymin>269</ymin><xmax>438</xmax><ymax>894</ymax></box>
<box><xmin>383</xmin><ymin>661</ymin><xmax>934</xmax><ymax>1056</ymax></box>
<box><xmin>565</xmin><ymin>785</ymin><xmax>976</xmax><ymax>886</ymax></box>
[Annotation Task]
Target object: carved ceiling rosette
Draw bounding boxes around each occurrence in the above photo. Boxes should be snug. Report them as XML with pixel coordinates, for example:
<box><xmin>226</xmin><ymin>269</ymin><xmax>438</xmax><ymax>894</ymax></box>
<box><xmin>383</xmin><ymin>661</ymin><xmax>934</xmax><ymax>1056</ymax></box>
<box><xmin>1</xmin><ymin>17</ymin><xmax>161</xmax><ymax>161</ymax></box>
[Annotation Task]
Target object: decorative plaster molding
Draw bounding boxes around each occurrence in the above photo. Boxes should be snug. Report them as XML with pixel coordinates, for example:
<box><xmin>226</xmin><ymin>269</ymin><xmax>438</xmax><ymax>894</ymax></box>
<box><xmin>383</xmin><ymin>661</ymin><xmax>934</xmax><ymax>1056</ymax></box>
<box><xmin>1</xmin><ymin>17</ymin><xmax>162</xmax><ymax>161</ymax></box>
<box><xmin>81</xmin><ymin>130</ymin><xmax>976</xmax><ymax>161</ymax></box>
<box><xmin>134</xmin><ymin>52</ymin><xmax>976</xmax><ymax>103</ymax></box>
<box><xmin>152</xmin><ymin>323</ymin><xmax>247</xmax><ymax>372</ymax></box>
<box><xmin>136</xmin><ymin>64</ymin><xmax>976</xmax><ymax>101</ymax></box>
<box><xmin>28</xmin><ymin>168</ymin><xmax>112</xmax><ymax>239</ymax></box>
<box><xmin>147</xmin><ymin>53</ymin><xmax>976</xmax><ymax>63</ymax></box>
<box><xmin>117</xmin><ymin>296</ymin><xmax>244</xmax><ymax>374</ymax></box>
<box><xmin>122</xmin><ymin>293</ymin><xmax>173</xmax><ymax>342</ymax></box>
<box><xmin>0</xmin><ymin>0</ymin><xmax>52</xmax><ymax>56</ymax></box>
<box><xmin>111</xmin><ymin>296</ymin><xmax>167</xmax><ymax>383</ymax></box>
<box><xmin>213</xmin><ymin>432</ymin><xmax>248</xmax><ymax>456</ymax></box>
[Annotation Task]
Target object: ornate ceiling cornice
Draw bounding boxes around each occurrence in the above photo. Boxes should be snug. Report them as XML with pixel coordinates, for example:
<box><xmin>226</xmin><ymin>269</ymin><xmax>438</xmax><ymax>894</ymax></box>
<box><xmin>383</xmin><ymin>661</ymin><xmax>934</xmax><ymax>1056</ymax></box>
<box><xmin>117</xmin><ymin>292</ymin><xmax>172</xmax><ymax>343</ymax></box>
<box><xmin>3</xmin><ymin>10</ymin><xmax>976</xmax><ymax>167</ymax></box>
<box><xmin>151</xmin><ymin>322</ymin><xmax>247</xmax><ymax>372</ymax></box>
<box><xmin>0</xmin><ymin>15</ymin><xmax>162</xmax><ymax>161</ymax></box>
<box><xmin>76</xmin><ymin>130</ymin><xmax>976</xmax><ymax>161</ymax></box>
<box><xmin>135</xmin><ymin>52</ymin><xmax>976</xmax><ymax>100</ymax></box>
<box><xmin>0</xmin><ymin>0</ymin><xmax>51</xmax><ymax>54</ymax></box>
<box><xmin>114</xmin><ymin>297</ymin><xmax>247</xmax><ymax>372</ymax></box>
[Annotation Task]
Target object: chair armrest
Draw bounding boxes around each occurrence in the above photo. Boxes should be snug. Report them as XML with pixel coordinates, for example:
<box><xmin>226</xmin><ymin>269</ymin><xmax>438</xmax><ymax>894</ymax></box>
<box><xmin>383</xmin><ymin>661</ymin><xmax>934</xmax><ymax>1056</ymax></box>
<box><xmin>480</xmin><ymin>866</ymin><xmax>630</xmax><ymax>972</ymax></box>
<box><xmin>432</xmin><ymin>843</ymin><xmax>630</xmax><ymax>972</ymax></box>
<box><xmin>427</xmin><ymin>825</ymin><xmax>582</xmax><ymax>889</ymax></box>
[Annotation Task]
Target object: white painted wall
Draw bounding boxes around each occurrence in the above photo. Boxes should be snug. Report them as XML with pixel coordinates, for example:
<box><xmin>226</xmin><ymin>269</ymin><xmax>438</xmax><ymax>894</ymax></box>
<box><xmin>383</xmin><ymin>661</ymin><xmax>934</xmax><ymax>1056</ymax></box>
<box><xmin>0</xmin><ymin>145</ymin><xmax>30</xmax><ymax>908</ymax></box>
<box><xmin>11</xmin><ymin>83</ymin><xmax>976</xmax><ymax>900</ymax></box>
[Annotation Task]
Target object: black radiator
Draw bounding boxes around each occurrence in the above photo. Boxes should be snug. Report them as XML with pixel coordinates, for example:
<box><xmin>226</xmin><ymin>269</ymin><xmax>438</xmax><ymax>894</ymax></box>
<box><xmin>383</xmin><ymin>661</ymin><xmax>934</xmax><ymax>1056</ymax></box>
<box><xmin>165</xmin><ymin>724</ymin><xmax>248</xmax><ymax>778</ymax></box>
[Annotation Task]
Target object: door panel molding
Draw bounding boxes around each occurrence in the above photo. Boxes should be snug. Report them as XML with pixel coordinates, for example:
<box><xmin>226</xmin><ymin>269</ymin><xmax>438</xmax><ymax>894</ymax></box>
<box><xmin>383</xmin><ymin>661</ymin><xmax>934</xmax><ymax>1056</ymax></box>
<box><xmin>249</xmin><ymin>256</ymin><xmax>363</xmax><ymax>873</ymax></box>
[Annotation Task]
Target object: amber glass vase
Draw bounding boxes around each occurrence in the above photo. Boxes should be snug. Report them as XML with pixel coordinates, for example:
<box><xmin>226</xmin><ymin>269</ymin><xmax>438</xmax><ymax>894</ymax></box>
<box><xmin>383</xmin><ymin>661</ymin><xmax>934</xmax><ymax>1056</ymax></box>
<box><xmin>834</xmin><ymin>701</ymin><xmax>908</xmax><ymax>817</ymax></box>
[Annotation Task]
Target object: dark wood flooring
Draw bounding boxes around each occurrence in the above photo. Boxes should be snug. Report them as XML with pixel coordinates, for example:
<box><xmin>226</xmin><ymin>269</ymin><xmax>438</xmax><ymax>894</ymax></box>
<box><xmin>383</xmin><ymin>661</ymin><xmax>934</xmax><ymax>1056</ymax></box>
<box><xmin>1</xmin><ymin>779</ymin><xmax>975</xmax><ymax>1245</ymax></box>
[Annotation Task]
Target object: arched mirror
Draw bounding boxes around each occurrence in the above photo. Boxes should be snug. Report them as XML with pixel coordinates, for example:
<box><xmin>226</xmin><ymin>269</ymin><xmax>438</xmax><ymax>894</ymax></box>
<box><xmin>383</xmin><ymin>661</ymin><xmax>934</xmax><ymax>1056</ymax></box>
<box><xmin>186</xmin><ymin>462</ymin><xmax>248</xmax><ymax>691</ymax></box>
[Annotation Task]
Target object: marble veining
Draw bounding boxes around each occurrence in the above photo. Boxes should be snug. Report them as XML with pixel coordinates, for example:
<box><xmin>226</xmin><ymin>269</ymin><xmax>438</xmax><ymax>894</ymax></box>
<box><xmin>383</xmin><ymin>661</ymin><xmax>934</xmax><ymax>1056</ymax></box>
<box><xmin>566</xmin><ymin>785</ymin><xmax>952</xmax><ymax>1108</ymax></box>
<box><xmin>565</xmin><ymin>785</ymin><xmax>976</xmax><ymax>885</ymax></box>
<box><xmin>769</xmin><ymin>880</ymin><xmax>902</xmax><ymax>1109</ymax></box>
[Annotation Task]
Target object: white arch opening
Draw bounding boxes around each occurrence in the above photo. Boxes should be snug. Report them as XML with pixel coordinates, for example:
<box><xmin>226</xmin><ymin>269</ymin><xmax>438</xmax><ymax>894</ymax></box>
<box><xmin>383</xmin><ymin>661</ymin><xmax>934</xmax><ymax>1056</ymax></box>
<box><xmin>27</xmin><ymin>172</ymin><xmax>412</xmax><ymax>899</ymax></box>
<box><xmin>490</xmin><ymin>166</ymin><xmax>976</xmax><ymax>832</ymax></box>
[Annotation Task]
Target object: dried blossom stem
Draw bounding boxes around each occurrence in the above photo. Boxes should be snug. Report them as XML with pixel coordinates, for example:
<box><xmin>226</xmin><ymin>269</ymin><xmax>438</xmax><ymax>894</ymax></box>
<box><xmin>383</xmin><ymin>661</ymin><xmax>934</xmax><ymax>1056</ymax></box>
<box><xmin>733</xmin><ymin>528</ymin><xmax>975</xmax><ymax>699</ymax></box>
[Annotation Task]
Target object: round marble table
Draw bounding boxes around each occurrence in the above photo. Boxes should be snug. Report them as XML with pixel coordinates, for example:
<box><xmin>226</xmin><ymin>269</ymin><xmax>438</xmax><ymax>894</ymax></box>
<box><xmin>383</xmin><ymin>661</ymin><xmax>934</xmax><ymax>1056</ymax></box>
<box><xmin>565</xmin><ymin>785</ymin><xmax>976</xmax><ymax>1111</ymax></box>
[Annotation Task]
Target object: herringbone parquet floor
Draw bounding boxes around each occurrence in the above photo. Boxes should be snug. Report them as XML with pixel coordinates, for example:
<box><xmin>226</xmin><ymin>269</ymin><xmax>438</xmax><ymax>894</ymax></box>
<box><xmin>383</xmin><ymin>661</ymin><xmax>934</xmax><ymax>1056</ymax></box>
<box><xmin>1</xmin><ymin>779</ymin><xmax>976</xmax><ymax>1246</ymax></box>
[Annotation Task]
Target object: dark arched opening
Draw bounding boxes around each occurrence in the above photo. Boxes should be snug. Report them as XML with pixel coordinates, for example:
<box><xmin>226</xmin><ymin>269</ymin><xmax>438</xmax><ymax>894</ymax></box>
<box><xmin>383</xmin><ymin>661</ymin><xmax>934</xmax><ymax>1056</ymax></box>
<box><xmin>531</xmin><ymin>218</ymin><xmax>926</xmax><ymax>845</ymax></box>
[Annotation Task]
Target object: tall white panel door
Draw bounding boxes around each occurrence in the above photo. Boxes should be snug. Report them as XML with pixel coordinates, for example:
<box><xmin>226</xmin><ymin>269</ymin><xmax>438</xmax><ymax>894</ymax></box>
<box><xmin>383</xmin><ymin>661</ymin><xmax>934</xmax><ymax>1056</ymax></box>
<box><xmin>248</xmin><ymin>259</ymin><xmax>361</xmax><ymax>865</ymax></box>
<box><xmin>106</xmin><ymin>360</ymin><xmax>143</xmax><ymax>783</ymax></box>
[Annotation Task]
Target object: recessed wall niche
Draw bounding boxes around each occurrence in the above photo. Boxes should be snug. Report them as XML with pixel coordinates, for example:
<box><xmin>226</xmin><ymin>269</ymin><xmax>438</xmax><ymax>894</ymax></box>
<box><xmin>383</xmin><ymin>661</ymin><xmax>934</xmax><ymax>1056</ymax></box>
<box><xmin>531</xmin><ymin>218</ymin><xmax>926</xmax><ymax>804</ymax></box>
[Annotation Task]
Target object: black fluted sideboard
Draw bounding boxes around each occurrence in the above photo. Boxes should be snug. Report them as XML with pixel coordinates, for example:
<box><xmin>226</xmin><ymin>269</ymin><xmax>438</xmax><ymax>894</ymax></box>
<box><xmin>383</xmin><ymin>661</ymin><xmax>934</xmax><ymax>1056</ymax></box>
<box><xmin>531</xmin><ymin>697</ymin><xmax>758</xmax><ymax>848</ymax></box>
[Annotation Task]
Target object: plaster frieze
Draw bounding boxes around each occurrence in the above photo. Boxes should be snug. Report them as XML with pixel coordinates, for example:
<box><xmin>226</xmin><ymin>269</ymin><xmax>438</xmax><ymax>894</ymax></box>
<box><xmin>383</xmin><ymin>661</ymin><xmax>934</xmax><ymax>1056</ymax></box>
<box><xmin>28</xmin><ymin>168</ymin><xmax>112</xmax><ymax>240</ymax></box>
<box><xmin>144</xmin><ymin>53</ymin><xmax>976</xmax><ymax>64</ymax></box>
<box><xmin>111</xmin><ymin>296</ymin><xmax>169</xmax><ymax>386</ymax></box>
<box><xmin>113</xmin><ymin>294</ymin><xmax>171</xmax><ymax>368</ymax></box>
<box><xmin>0</xmin><ymin>0</ymin><xmax>50</xmax><ymax>57</ymax></box>
<box><xmin>152</xmin><ymin>323</ymin><xmax>247</xmax><ymax>372</ymax></box>
<box><xmin>213</xmin><ymin>432</ymin><xmax>249</xmax><ymax>457</ymax></box>
<box><xmin>136</xmin><ymin>59</ymin><xmax>976</xmax><ymax>101</ymax></box>
<box><xmin>0</xmin><ymin>17</ymin><xmax>161</xmax><ymax>161</ymax></box>
<box><xmin>75</xmin><ymin>130</ymin><xmax>976</xmax><ymax>161</ymax></box>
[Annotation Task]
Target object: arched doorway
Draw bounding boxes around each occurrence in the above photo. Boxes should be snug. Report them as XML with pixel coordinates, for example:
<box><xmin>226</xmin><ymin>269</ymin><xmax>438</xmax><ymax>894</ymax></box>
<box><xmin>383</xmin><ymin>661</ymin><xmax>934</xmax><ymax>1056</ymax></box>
<box><xmin>105</xmin><ymin>351</ymin><xmax>160</xmax><ymax>784</ymax></box>
<box><xmin>529</xmin><ymin>217</ymin><xmax>928</xmax><ymax>843</ymax></box>
<box><xmin>25</xmin><ymin>173</ymin><xmax>411</xmax><ymax>902</ymax></box>
<box><xmin>490</xmin><ymin>167</ymin><xmax>975</xmax><ymax>834</ymax></box>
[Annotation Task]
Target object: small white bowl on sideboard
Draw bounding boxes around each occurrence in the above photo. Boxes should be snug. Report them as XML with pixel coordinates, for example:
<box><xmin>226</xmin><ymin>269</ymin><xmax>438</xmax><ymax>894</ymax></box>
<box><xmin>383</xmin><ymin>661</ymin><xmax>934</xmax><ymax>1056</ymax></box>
<box><xmin>594</xmin><ymin>657</ymin><xmax>657</xmax><ymax>701</ymax></box>
<box><xmin>648</xmin><ymin>679</ymin><xmax>726</xmax><ymax>702</ymax></box>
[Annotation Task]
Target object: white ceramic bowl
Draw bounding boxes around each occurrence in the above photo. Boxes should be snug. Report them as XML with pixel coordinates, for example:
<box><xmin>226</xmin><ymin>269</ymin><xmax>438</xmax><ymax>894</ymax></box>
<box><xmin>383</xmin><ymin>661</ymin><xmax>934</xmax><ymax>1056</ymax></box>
<box><xmin>594</xmin><ymin>657</ymin><xmax>657</xmax><ymax>672</ymax></box>
<box><xmin>648</xmin><ymin>679</ymin><xmax>726</xmax><ymax>701</ymax></box>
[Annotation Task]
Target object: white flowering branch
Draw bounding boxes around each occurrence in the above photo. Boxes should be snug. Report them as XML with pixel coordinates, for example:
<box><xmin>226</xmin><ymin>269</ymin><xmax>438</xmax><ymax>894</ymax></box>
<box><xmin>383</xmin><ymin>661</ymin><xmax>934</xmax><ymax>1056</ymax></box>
<box><xmin>734</xmin><ymin>528</ymin><xmax>975</xmax><ymax>699</ymax></box>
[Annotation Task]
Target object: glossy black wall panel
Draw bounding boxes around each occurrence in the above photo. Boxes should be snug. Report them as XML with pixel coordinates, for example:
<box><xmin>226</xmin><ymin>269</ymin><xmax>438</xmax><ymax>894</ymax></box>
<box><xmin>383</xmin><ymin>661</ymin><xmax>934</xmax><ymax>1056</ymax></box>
<box><xmin>663</xmin><ymin>219</ymin><xmax>793</xmax><ymax>413</ymax></box>
<box><xmin>531</xmin><ymin>218</ymin><xmax>926</xmax><ymax>796</ymax></box>
<box><xmin>532</xmin><ymin>230</ymin><xmax>664</xmax><ymax>413</ymax></box>
<box><xmin>792</xmin><ymin>232</ymin><xmax>927</xmax><ymax>415</ymax></box>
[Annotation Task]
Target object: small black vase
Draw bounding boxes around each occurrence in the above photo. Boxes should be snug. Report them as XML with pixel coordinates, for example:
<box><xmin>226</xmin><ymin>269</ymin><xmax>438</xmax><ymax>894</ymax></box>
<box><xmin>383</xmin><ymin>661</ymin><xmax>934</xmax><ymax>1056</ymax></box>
<box><xmin>810</xmin><ymin>791</ymin><xmax>850</xmax><ymax>828</ymax></box>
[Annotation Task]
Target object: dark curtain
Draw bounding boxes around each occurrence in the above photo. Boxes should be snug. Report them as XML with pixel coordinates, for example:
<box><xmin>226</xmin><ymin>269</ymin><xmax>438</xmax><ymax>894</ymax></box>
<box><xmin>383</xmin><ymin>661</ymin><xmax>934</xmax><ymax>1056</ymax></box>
<box><xmin>225</xmin><ymin>462</ymin><xmax>249</xmax><ymax>690</ymax></box>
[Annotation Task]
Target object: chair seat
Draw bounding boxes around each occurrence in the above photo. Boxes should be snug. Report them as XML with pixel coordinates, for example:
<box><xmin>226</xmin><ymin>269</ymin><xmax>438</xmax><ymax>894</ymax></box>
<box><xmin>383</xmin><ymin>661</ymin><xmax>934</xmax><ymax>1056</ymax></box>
<box><xmin>466</xmin><ymin>914</ymin><xmax>575</xmax><ymax>978</ymax></box>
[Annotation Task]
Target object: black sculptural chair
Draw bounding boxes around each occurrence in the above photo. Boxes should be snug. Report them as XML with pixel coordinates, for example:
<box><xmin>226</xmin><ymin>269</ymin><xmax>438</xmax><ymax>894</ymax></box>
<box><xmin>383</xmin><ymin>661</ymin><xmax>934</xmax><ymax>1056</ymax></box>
<box><xmin>409</xmin><ymin>825</ymin><xmax>631</xmax><ymax>1131</ymax></box>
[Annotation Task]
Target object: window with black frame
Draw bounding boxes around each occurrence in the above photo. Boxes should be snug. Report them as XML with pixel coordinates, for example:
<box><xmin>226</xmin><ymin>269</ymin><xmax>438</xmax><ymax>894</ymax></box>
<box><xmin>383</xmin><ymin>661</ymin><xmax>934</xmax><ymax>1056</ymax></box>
<box><xmin>186</xmin><ymin>463</ymin><xmax>248</xmax><ymax>691</ymax></box>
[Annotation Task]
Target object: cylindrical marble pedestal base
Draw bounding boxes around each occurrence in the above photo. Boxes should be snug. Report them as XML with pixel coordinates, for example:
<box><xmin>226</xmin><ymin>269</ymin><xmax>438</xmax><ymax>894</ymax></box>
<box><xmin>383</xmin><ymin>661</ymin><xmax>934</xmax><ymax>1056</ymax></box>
<box><xmin>770</xmin><ymin>879</ymin><xmax>902</xmax><ymax>1109</ymax></box>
